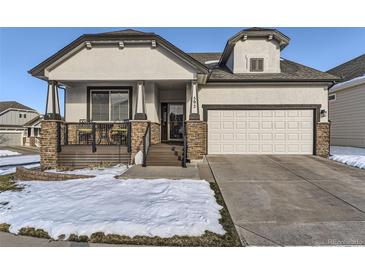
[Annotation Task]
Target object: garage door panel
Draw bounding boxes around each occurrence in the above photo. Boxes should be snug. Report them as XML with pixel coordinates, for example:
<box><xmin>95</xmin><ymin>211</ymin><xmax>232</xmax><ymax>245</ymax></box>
<box><xmin>208</xmin><ymin>109</ymin><xmax>313</xmax><ymax>155</ymax></box>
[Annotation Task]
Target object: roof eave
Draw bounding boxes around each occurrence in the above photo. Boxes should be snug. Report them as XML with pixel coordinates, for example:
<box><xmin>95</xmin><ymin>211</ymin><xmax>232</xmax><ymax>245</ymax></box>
<box><xmin>29</xmin><ymin>33</ymin><xmax>209</xmax><ymax>78</ymax></box>
<box><xmin>206</xmin><ymin>78</ymin><xmax>338</xmax><ymax>84</ymax></box>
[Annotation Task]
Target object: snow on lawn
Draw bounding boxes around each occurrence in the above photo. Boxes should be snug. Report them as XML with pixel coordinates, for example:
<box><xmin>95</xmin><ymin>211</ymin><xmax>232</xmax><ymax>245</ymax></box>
<box><xmin>0</xmin><ymin>154</ymin><xmax>41</xmax><ymax>176</ymax></box>
<box><xmin>0</xmin><ymin>165</ymin><xmax>225</xmax><ymax>239</ymax></box>
<box><xmin>0</xmin><ymin>163</ymin><xmax>41</xmax><ymax>176</ymax></box>
<box><xmin>330</xmin><ymin>146</ymin><xmax>365</xmax><ymax>169</ymax></box>
<box><xmin>0</xmin><ymin>150</ymin><xmax>21</xmax><ymax>157</ymax></box>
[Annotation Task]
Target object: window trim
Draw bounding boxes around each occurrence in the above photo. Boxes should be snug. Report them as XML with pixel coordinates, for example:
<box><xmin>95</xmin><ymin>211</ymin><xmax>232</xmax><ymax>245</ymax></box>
<box><xmin>250</xmin><ymin>58</ymin><xmax>264</xmax><ymax>72</ymax></box>
<box><xmin>87</xmin><ymin>86</ymin><xmax>133</xmax><ymax>122</ymax></box>
<box><xmin>329</xmin><ymin>94</ymin><xmax>336</xmax><ymax>101</ymax></box>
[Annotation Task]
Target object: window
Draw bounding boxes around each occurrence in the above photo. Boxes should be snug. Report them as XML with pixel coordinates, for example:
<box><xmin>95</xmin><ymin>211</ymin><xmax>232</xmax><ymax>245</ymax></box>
<box><xmin>92</xmin><ymin>92</ymin><xmax>109</xmax><ymax>121</ymax></box>
<box><xmin>19</xmin><ymin>114</ymin><xmax>22</xmax><ymax>118</ymax></box>
<box><xmin>329</xmin><ymin>94</ymin><xmax>336</xmax><ymax>101</ymax></box>
<box><xmin>250</xmin><ymin>58</ymin><xmax>264</xmax><ymax>72</ymax></box>
<box><xmin>91</xmin><ymin>89</ymin><xmax>129</xmax><ymax>121</ymax></box>
<box><xmin>24</xmin><ymin>114</ymin><xmax>27</xmax><ymax>118</ymax></box>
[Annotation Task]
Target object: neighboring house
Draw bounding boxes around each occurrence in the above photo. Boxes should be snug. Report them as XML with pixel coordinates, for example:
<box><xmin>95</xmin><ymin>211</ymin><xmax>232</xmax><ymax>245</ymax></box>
<box><xmin>28</xmin><ymin>28</ymin><xmax>338</xmax><ymax>169</ymax></box>
<box><xmin>327</xmin><ymin>54</ymin><xmax>365</xmax><ymax>149</ymax></box>
<box><xmin>0</xmin><ymin>101</ymin><xmax>41</xmax><ymax>147</ymax></box>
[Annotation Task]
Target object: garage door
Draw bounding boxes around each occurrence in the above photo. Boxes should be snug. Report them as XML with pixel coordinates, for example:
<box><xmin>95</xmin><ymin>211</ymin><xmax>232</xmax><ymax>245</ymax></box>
<box><xmin>208</xmin><ymin>109</ymin><xmax>314</xmax><ymax>154</ymax></box>
<box><xmin>0</xmin><ymin>131</ymin><xmax>23</xmax><ymax>146</ymax></box>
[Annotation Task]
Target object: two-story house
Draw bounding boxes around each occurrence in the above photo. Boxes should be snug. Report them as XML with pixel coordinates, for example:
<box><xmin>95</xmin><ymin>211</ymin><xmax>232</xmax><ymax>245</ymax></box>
<box><xmin>0</xmin><ymin>101</ymin><xmax>41</xmax><ymax>146</ymax></box>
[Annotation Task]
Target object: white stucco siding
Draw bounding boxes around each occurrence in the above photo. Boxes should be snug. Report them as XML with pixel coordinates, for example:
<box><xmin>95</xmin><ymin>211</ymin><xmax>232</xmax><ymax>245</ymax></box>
<box><xmin>65</xmin><ymin>85</ymin><xmax>87</xmax><ymax>122</ymax></box>
<box><xmin>46</xmin><ymin>45</ymin><xmax>197</xmax><ymax>81</ymax></box>
<box><xmin>232</xmin><ymin>39</ymin><xmax>281</xmax><ymax>73</ymax></box>
<box><xmin>199</xmin><ymin>84</ymin><xmax>329</xmax><ymax>122</ymax></box>
<box><xmin>145</xmin><ymin>82</ymin><xmax>160</xmax><ymax>123</ymax></box>
<box><xmin>329</xmin><ymin>84</ymin><xmax>365</xmax><ymax>148</ymax></box>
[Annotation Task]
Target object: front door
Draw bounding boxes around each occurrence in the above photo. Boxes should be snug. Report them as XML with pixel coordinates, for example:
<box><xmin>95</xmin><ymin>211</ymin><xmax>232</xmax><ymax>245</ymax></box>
<box><xmin>161</xmin><ymin>103</ymin><xmax>185</xmax><ymax>141</ymax></box>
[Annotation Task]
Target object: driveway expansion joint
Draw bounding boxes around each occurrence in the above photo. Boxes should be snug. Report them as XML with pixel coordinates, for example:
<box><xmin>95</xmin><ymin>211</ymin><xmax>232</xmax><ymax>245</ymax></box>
<box><xmin>265</xmin><ymin>155</ymin><xmax>365</xmax><ymax>216</ymax></box>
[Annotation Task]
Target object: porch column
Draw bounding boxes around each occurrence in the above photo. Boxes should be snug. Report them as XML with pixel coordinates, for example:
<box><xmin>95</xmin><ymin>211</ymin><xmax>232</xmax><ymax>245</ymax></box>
<box><xmin>134</xmin><ymin>81</ymin><xmax>147</xmax><ymax>120</ymax></box>
<box><xmin>45</xmin><ymin>80</ymin><xmax>61</xmax><ymax>120</ymax></box>
<box><xmin>30</xmin><ymin>127</ymin><xmax>35</xmax><ymax>137</ymax></box>
<box><xmin>189</xmin><ymin>80</ymin><xmax>200</xmax><ymax>120</ymax></box>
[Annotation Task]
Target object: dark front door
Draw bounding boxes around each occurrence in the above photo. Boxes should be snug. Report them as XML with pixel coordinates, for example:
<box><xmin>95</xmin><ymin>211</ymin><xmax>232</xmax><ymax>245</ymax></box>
<box><xmin>161</xmin><ymin>103</ymin><xmax>185</xmax><ymax>141</ymax></box>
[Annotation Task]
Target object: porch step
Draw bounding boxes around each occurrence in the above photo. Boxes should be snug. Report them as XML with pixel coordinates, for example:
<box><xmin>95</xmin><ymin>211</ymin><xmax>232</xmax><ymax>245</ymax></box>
<box><xmin>146</xmin><ymin>143</ymin><xmax>183</xmax><ymax>167</ymax></box>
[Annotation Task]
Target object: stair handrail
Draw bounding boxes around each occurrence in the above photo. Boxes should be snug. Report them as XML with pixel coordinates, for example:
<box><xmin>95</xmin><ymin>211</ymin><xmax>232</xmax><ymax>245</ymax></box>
<box><xmin>142</xmin><ymin>122</ymin><xmax>151</xmax><ymax>167</ymax></box>
<box><xmin>182</xmin><ymin>126</ymin><xmax>187</xmax><ymax>168</ymax></box>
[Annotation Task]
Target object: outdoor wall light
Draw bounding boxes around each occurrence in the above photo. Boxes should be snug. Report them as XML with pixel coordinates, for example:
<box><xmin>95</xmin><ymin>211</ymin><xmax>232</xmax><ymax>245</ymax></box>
<box><xmin>320</xmin><ymin>109</ymin><xmax>327</xmax><ymax>117</ymax></box>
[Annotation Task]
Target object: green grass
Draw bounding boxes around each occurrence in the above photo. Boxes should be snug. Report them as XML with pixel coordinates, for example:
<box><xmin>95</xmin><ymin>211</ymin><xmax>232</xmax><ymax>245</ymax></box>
<box><xmin>0</xmin><ymin>175</ymin><xmax>23</xmax><ymax>193</ymax></box>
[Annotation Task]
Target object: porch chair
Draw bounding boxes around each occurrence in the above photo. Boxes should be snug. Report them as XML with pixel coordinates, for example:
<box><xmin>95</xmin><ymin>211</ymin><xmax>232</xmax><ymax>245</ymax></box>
<box><xmin>77</xmin><ymin>119</ymin><xmax>93</xmax><ymax>144</ymax></box>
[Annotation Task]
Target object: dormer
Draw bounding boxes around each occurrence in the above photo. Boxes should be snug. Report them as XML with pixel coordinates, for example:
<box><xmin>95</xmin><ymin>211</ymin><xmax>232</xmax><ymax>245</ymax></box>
<box><xmin>219</xmin><ymin>28</ymin><xmax>290</xmax><ymax>74</ymax></box>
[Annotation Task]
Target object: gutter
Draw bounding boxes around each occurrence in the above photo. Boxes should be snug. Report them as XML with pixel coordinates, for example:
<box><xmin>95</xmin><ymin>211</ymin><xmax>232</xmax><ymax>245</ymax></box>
<box><xmin>329</xmin><ymin>75</ymin><xmax>365</xmax><ymax>93</ymax></box>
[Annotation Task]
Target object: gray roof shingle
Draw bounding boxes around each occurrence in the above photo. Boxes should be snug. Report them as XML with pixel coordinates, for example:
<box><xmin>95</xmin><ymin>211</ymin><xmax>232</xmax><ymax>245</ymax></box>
<box><xmin>327</xmin><ymin>54</ymin><xmax>365</xmax><ymax>82</ymax></box>
<box><xmin>188</xmin><ymin>52</ymin><xmax>338</xmax><ymax>82</ymax></box>
<box><xmin>0</xmin><ymin>101</ymin><xmax>35</xmax><ymax>114</ymax></box>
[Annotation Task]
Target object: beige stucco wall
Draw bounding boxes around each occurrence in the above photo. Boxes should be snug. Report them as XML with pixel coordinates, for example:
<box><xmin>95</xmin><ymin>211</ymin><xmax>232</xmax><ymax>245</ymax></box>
<box><xmin>230</xmin><ymin>38</ymin><xmax>281</xmax><ymax>73</ymax></box>
<box><xmin>46</xmin><ymin>44</ymin><xmax>197</xmax><ymax>81</ymax></box>
<box><xmin>199</xmin><ymin>83</ymin><xmax>329</xmax><ymax>122</ymax></box>
<box><xmin>329</xmin><ymin>84</ymin><xmax>365</xmax><ymax>148</ymax></box>
<box><xmin>64</xmin><ymin>81</ymin><xmax>137</xmax><ymax>122</ymax></box>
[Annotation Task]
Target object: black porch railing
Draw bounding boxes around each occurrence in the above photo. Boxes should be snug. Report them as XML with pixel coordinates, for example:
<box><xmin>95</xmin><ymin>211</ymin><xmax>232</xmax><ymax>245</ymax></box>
<box><xmin>60</xmin><ymin>121</ymin><xmax>131</xmax><ymax>153</ymax></box>
<box><xmin>142</xmin><ymin>122</ymin><xmax>151</xmax><ymax>167</ymax></box>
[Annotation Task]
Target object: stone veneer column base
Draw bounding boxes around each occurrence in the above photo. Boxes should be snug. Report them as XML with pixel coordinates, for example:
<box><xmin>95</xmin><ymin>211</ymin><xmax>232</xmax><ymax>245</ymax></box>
<box><xmin>40</xmin><ymin>120</ymin><xmax>62</xmax><ymax>170</ymax></box>
<box><xmin>185</xmin><ymin>120</ymin><xmax>207</xmax><ymax>160</ymax></box>
<box><xmin>150</xmin><ymin>122</ymin><xmax>161</xmax><ymax>145</ymax></box>
<box><xmin>130</xmin><ymin>120</ymin><xmax>149</xmax><ymax>163</ymax></box>
<box><xmin>316</xmin><ymin>122</ymin><xmax>330</xmax><ymax>158</ymax></box>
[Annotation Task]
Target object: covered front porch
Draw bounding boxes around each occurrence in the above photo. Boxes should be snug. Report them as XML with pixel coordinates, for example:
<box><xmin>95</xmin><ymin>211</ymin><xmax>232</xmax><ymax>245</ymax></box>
<box><xmin>42</xmin><ymin>78</ymin><xmax>202</xmax><ymax>168</ymax></box>
<box><xmin>33</xmin><ymin>33</ymin><xmax>208</xmax><ymax>169</ymax></box>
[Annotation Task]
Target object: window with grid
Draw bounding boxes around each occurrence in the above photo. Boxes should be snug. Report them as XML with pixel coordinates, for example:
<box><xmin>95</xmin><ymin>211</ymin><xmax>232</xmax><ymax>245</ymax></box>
<box><xmin>250</xmin><ymin>58</ymin><xmax>264</xmax><ymax>72</ymax></box>
<box><xmin>91</xmin><ymin>90</ymin><xmax>129</xmax><ymax>121</ymax></box>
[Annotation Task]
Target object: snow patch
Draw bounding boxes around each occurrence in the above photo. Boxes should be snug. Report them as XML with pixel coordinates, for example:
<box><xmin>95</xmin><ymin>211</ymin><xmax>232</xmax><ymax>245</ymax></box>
<box><xmin>0</xmin><ymin>154</ymin><xmax>40</xmax><ymax>175</ymax></box>
<box><xmin>0</xmin><ymin>154</ymin><xmax>40</xmax><ymax>167</ymax></box>
<box><xmin>0</xmin><ymin>150</ymin><xmax>21</xmax><ymax>157</ymax></box>
<box><xmin>330</xmin><ymin>146</ymin><xmax>365</xmax><ymax>169</ymax></box>
<box><xmin>0</xmin><ymin>165</ymin><xmax>224</xmax><ymax>239</ymax></box>
<box><xmin>134</xmin><ymin>151</ymin><xmax>143</xmax><ymax>165</ymax></box>
<box><xmin>0</xmin><ymin>163</ymin><xmax>40</xmax><ymax>176</ymax></box>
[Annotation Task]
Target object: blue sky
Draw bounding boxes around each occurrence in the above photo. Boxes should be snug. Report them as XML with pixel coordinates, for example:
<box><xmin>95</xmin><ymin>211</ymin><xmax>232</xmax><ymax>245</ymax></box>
<box><xmin>1</xmin><ymin>27</ymin><xmax>365</xmax><ymax>113</ymax></box>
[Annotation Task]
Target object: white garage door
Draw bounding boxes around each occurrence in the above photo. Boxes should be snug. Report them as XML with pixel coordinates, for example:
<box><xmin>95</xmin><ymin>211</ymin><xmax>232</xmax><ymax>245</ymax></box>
<box><xmin>208</xmin><ymin>109</ymin><xmax>314</xmax><ymax>154</ymax></box>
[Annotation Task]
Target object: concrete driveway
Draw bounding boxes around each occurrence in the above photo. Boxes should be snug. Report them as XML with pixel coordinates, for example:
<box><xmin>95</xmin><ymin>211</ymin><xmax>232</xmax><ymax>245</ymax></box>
<box><xmin>207</xmin><ymin>155</ymin><xmax>365</xmax><ymax>246</ymax></box>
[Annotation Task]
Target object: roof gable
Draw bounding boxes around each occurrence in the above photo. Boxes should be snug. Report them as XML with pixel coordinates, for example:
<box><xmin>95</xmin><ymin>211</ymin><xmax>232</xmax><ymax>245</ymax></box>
<box><xmin>188</xmin><ymin>53</ymin><xmax>338</xmax><ymax>82</ymax></box>
<box><xmin>29</xmin><ymin>29</ymin><xmax>208</xmax><ymax>78</ymax></box>
<box><xmin>219</xmin><ymin>28</ymin><xmax>290</xmax><ymax>67</ymax></box>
